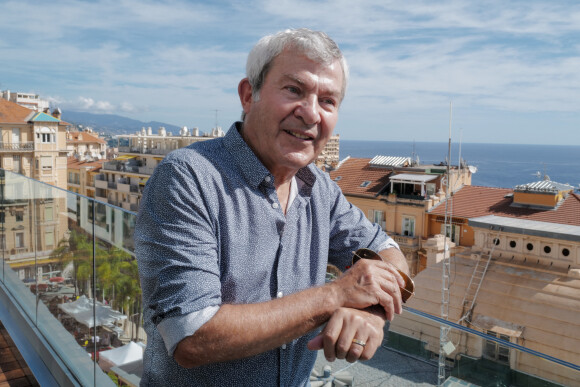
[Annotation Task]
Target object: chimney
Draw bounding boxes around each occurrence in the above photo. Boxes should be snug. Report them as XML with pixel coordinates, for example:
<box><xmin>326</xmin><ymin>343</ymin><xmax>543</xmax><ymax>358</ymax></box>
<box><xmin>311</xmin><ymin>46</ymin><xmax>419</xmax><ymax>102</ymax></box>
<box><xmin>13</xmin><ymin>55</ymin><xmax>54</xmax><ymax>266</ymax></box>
<box><xmin>52</xmin><ymin>107</ymin><xmax>62</xmax><ymax>120</ymax></box>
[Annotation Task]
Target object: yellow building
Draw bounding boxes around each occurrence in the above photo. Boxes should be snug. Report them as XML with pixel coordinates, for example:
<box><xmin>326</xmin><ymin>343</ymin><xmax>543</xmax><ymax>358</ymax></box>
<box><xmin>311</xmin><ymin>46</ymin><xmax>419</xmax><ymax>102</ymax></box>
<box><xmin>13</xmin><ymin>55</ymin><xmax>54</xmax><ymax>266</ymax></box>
<box><xmin>0</xmin><ymin>99</ymin><xmax>70</xmax><ymax>281</ymax></box>
<box><xmin>329</xmin><ymin>156</ymin><xmax>474</xmax><ymax>275</ymax></box>
<box><xmin>95</xmin><ymin>126</ymin><xmax>224</xmax><ymax>212</ymax></box>
<box><xmin>391</xmin><ymin>180</ymin><xmax>580</xmax><ymax>386</ymax></box>
<box><xmin>66</xmin><ymin>128</ymin><xmax>107</xmax><ymax>160</ymax></box>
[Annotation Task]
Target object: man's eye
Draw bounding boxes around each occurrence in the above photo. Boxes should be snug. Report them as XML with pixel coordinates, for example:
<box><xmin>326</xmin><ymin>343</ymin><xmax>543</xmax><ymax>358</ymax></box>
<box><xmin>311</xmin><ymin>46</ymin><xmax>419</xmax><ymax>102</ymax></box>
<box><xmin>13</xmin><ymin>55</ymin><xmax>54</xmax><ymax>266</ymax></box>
<box><xmin>321</xmin><ymin>98</ymin><xmax>337</xmax><ymax>107</ymax></box>
<box><xmin>286</xmin><ymin>86</ymin><xmax>300</xmax><ymax>94</ymax></box>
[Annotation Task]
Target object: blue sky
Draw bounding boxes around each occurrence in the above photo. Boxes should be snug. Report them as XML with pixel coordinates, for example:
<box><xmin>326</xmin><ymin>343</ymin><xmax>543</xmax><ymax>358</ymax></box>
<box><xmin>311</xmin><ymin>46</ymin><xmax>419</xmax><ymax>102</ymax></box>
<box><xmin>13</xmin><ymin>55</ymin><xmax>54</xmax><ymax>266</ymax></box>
<box><xmin>1</xmin><ymin>0</ymin><xmax>579</xmax><ymax>145</ymax></box>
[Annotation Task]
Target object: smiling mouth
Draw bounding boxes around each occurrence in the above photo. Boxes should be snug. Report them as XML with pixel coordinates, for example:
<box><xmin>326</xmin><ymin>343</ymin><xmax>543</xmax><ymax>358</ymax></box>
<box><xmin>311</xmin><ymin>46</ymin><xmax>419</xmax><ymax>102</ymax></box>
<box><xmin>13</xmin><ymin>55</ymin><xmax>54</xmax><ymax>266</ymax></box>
<box><xmin>284</xmin><ymin>130</ymin><xmax>313</xmax><ymax>141</ymax></box>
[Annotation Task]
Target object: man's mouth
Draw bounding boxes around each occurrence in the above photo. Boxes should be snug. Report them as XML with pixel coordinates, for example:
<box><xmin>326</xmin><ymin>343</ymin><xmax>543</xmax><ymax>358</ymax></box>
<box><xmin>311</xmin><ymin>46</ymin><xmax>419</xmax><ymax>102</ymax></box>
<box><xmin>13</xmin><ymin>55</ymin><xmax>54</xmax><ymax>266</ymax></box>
<box><xmin>284</xmin><ymin>130</ymin><xmax>313</xmax><ymax>141</ymax></box>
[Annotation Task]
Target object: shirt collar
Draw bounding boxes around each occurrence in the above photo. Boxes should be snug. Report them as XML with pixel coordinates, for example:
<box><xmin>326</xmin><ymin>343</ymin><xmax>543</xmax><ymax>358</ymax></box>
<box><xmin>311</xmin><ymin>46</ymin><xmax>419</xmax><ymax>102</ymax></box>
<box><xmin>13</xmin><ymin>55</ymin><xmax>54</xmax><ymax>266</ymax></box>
<box><xmin>223</xmin><ymin>122</ymin><xmax>317</xmax><ymax>191</ymax></box>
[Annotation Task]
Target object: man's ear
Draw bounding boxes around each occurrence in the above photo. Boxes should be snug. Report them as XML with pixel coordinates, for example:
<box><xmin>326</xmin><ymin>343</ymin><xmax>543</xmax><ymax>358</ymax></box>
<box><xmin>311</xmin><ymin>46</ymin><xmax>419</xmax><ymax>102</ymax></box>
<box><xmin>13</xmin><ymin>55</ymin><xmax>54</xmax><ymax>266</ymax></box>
<box><xmin>238</xmin><ymin>78</ymin><xmax>253</xmax><ymax>115</ymax></box>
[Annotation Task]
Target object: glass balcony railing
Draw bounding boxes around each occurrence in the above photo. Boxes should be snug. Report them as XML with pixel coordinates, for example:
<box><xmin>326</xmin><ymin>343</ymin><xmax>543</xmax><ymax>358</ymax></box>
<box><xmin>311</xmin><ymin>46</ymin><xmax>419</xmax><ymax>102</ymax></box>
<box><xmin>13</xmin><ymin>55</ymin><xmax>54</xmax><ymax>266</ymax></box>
<box><xmin>0</xmin><ymin>168</ymin><xmax>578</xmax><ymax>386</ymax></box>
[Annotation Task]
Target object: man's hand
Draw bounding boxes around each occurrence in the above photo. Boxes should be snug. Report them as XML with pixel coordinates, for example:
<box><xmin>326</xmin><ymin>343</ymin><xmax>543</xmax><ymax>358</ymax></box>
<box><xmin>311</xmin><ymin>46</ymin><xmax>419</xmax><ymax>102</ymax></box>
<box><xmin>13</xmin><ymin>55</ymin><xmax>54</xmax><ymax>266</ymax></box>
<box><xmin>329</xmin><ymin>257</ymin><xmax>406</xmax><ymax>321</ymax></box>
<box><xmin>306</xmin><ymin>307</ymin><xmax>385</xmax><ymax>362</ymax></box>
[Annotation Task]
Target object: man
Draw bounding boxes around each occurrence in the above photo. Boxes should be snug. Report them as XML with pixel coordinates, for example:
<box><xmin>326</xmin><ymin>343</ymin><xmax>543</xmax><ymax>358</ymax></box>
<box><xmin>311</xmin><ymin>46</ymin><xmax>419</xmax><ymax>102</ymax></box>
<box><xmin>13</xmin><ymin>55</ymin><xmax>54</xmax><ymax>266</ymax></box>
<box><xmin>135</xmin><ymin>28</ymin><xmax>409</xmax><ymax>386</ymax></box>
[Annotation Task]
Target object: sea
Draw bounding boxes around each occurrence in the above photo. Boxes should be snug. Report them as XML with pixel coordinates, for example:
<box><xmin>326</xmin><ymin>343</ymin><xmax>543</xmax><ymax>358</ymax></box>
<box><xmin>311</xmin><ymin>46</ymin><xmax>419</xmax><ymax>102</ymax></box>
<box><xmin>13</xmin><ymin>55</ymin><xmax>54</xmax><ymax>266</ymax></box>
<box><xmin>339</xmin><ymin>140</ymin><xmax>580</xmax><ymax>190</ymax></box>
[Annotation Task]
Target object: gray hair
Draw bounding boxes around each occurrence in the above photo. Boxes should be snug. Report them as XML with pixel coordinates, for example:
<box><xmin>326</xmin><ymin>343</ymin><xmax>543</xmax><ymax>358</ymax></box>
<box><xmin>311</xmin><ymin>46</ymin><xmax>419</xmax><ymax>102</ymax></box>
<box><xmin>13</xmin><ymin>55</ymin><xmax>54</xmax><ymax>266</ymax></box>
<box><xmin>245</xmin><ymin>28</ymin><xmax>349</xmax><ymax>103</ymax></box>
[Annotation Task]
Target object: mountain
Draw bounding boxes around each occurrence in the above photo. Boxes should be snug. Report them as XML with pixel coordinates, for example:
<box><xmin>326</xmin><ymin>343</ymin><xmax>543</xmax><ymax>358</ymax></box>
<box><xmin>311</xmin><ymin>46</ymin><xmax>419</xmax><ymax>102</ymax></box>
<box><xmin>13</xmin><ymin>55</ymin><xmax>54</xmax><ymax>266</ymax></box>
<box><xmin>61</xmin><ymin>110</ymin><xmax>182</xmax><ymax>136</ymax></box>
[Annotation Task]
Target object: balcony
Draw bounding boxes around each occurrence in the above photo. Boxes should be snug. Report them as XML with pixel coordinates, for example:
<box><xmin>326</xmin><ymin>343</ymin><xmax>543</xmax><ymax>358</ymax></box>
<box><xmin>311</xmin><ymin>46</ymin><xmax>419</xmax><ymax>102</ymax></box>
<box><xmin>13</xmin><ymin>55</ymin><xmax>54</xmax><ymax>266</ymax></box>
<box><xmin>393</xmin><ymin>234</ymin><xmax>420</xmax><ymax>248</ymax></box>
<box><xmin>0</xmin><ymin>142</ymin><xmax>34</xmax><ymax>151</ymax></box>
<box><xmin>0</xmin><ymin>169</ymin><xmax>578</xmax><ymax>386</ymax></box>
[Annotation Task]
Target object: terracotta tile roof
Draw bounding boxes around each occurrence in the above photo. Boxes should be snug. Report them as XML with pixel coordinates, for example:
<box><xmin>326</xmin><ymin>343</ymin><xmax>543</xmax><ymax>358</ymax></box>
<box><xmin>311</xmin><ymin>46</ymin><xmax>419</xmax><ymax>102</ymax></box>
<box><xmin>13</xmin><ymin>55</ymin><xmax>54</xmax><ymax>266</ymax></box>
<box><xmin>0</xmin><ymin>98</ymin><xmax>35</xmax><ymax>123</ymax></box>
<box><xmin>429</xmin><ymin>185</ymin><xmax>580</xmax><ymax>226</ymax></box>
<box><xmin>68</xmin><ymin>131</ymin><xmax>107</xmax><ymax>144</ymax></box>
<box><xmin>329</xmin><ymin>158</ymin><xmax>392</xmax><ymax>197</ymax></box>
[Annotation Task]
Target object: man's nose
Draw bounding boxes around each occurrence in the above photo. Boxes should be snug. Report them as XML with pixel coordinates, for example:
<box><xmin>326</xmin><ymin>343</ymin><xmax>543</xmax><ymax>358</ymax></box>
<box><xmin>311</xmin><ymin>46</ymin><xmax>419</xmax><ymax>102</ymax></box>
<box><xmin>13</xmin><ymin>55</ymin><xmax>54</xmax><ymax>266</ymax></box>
<box><xmin>295</xmin><ymin>96</ymin><xmax>321</xmax><ymax>126</ymax></box>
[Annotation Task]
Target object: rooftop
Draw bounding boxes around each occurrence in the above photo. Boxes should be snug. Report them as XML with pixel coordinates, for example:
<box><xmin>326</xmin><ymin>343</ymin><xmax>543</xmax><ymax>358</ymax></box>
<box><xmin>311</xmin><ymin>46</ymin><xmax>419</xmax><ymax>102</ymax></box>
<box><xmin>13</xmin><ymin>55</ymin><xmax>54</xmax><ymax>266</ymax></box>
<box><xmin>429</xmin><ymin>185</ymin><xmax>580</xmax><ymax>226</ymax></box>
<box><xmin>0</xmin><ymin>97</ymin><xmax>35</xmax><ymax>123</ymax></box>
<box><xmin>329</xmin><ymin>158</ymin><xmax>392</xmax><ymax>197</ymax></box>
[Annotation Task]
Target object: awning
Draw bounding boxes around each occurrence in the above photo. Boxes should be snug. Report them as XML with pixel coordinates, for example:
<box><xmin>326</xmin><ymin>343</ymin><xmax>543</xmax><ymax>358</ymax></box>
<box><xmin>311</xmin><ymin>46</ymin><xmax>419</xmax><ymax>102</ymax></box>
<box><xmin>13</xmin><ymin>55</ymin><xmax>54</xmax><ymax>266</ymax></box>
<box><xmin>114</xmin><ymin>155</ymin><xmax>137</xmax><ymax>161</ymax></box>
<box><xmin>139</xmin><ymin>177</ymin><xmax>149</xmax><ymax>185</ymax></box>
<box><xmin>390</xmin><ymin>173</ymin><xmax>438</xmax><ymax>184</ymax></box>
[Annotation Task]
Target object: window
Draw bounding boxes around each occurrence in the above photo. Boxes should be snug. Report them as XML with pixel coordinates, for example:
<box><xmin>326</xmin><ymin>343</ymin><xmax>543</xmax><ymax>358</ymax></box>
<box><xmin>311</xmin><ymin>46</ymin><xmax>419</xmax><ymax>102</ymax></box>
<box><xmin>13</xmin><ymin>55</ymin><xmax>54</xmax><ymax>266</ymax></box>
<box><xmin>45</xmin><ymin>229</ymin><xmax>54</xmax><ymax>248</ymax></box>
<box><xmin>41</xmin><ymin>156</ymin><xmax>52</xmax><ymax>171</ymax></box>
<box><xmin>493</xmin><ymin>238</ymin><xmax>500</xmax><ymax>246</ymax></box>
<box><xmin>441</xmin><ymin>224</ymin><xmax>460</xmax><ymax>243</ymax></box>
<box><xmin>543</xmin><ymin>246</ymin><xmax>551</xmax><ymax>254</ymax></box>
<box><xmin>360</xmin><ymin>180</ymin><xmax>372</xmax><ymax>188</ymax></box>
<box><xmin>526</xmin><ymin>243</ymin><xmax>534</xmax><ymax>251</ymax></box>
<box><xmin>13</xmin><ymin>155</ymin><xmax>21</xmax><ymax>173</ymax></box>
<box><xmin>483</xmin><ymin>330</ymin><xmax>510</xmax><ymax>364</ymax></box>
<box><xmin>402</xmin><ymin>217</ymin><xmax>415</xmax><ymax>237</ymax></box>
<box><xmin>0</xmin><ymin>235</ymin><xmax>5</xmax><ymax>251</ymax></box>
<box><xmin>37</xmin><ymin>127</ymin><xmax>55</xmax><ymax>143</ymax></box>
<box><xmin>15</xmin><ymin>211</ymin><xmax>24</xmax><ymax>222</ymax></box>
<box><xmin>45</xmin><ymin>207</ymin><xmax>53</xmax><ymax>221</ymax></box>
<box><xmin>562</xmin><ymin>248</ymin><xmax>570</xmax><ymax>257</ymax></box>
<box><xmin>509</xmin><ymin>240</ymin><xmax>516</xmax><ymax>248</ymax></box>
<box><xmin>15</xmin><ymin>232</ymin><xmax>25</xmax><ymax>248</ymax></box>
<box><xmin>368</xmin><ymin>210</ymin><xmax>385</xmax><ymax>230</ymax></box>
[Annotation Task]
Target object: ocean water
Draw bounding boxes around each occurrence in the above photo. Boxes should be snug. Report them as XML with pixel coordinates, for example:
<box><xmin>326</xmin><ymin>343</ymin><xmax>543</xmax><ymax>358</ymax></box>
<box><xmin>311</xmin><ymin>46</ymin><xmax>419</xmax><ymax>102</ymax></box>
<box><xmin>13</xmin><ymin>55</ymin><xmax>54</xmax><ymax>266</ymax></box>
<box><xmin>339</xmin><ymin>140</ymin><xmax>580</xmax><ymax>189</ymax></box>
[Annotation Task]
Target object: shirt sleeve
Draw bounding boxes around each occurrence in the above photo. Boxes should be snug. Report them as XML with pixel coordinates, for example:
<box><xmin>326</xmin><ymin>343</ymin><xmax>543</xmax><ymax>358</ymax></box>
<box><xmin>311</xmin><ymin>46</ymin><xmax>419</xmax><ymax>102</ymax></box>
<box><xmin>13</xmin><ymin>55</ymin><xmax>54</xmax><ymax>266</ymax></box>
<box><xmin>135</xmin><ymin>159</ymin><xmax>222</xmax><ymax>353</ymax></box>
<box><xmin>326</xmin><ymin>179</ymin><xmax>399</xmax><ymax>270</ymax></box>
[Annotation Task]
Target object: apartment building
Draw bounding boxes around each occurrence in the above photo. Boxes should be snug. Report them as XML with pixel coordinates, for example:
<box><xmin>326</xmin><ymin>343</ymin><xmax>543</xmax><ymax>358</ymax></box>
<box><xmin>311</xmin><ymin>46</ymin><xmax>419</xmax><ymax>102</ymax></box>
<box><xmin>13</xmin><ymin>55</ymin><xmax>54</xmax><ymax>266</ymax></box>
<box><xmin>1</xmin><ymin>89</ymin><xmax>50</xmax><ymax>112</ymax></box>
<box><xmin>315</xmin><ymin>133</ymin><xmax>340</xmax><ymax>170</ymax></box>
<box><xmin>95</xmin><ymin>126</ymin><xmax>225</xmax><ymax>213</ymax></box>
<box><xmin>329</xmin><ymin>156</ymin><xmax>474</xmax><ymax>275</ymax></box>
<box><xmin>0</xmin><ymin>98</ymin><xmax>70</xmax><ymax>281</ymax></box>
<box><xmin>389</xmin><ymin>180</ymin><xmax>580</xmax><ymax>386</ymax></box>
<box><xmin>66</xmin><ymin>128</ymin><xmax>107</xmax><ymax>160</ymax></box>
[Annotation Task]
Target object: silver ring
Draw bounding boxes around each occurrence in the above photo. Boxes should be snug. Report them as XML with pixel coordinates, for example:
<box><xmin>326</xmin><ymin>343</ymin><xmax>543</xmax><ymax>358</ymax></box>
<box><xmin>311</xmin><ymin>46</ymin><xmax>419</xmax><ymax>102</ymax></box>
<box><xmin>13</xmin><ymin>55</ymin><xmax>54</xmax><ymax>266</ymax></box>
<box><xmin>352</xmin><ymin>338</ymin><xmax>366</xmax><ymax>347</ymax></box>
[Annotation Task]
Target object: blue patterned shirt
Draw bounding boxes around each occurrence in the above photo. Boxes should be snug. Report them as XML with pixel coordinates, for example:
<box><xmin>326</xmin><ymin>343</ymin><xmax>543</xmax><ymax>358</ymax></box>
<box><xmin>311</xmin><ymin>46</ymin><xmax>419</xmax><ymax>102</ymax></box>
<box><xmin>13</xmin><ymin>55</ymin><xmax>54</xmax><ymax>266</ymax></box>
<box><xmin>135</xmin><ymin>122</ymin><xmax>398</xmax><ymax>386</ymax></box>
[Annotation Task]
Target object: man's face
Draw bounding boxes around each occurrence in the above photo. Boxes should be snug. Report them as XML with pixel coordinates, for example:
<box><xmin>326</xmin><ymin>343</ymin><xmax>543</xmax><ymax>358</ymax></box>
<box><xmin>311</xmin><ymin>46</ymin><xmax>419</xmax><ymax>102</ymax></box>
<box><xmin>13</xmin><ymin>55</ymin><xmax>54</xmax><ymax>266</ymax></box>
<box><xmin>239</xmin><ymin>47</ymin><xmax>343</xmax><ymax>180</ymax></box>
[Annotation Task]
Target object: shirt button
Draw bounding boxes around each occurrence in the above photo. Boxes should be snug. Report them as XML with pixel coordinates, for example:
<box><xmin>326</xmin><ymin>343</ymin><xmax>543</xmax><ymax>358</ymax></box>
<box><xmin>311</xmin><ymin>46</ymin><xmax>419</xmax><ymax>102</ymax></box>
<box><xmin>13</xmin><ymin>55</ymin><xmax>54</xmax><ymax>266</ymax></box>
<box><xmin>272</xmin><ymin>202</ymin><xmax>279</xmax><ymax>209</ymax></box>
<box><xmin>277</xmin><ymin>291</ymin><xmax>283</xmax><ymax>298</ymax></box>
<box><xmin>281</xmin><ymin>344</ymin><xmax>287</xmax><ymax>350</ymax></box>
<box><xmin>264</xmin><ymin>176</ymin><xmax>271</xmax><ymax>183</ymax></box>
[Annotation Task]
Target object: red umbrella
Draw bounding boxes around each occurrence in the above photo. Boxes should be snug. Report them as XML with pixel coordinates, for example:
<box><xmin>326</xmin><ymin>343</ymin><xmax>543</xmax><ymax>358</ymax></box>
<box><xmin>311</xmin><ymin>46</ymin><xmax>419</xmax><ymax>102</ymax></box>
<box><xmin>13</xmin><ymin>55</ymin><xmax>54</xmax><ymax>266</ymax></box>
<box><xmin>50</xmin><ymin>277</ymin><xmax>65</xmax><ymax>283</ymax></box>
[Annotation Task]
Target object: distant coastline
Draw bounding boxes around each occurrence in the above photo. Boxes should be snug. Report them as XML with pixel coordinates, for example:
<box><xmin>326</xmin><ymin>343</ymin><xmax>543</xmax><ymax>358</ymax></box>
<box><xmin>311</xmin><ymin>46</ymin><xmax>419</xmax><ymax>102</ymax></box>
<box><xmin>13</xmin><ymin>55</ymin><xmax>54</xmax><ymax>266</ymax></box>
<box><xmin>339</xmin><ymin>140</ymin><xmax>580</xmax><ymax>190</ymax></box>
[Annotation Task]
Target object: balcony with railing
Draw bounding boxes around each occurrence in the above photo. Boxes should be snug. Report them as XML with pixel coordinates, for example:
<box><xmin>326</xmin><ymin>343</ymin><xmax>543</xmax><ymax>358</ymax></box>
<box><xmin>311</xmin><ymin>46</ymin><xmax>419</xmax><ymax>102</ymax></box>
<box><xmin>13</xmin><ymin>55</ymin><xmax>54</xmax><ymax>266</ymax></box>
<box><xmin>0</xmin><ymin>142</ymin><xmax>34</xmax><ymax>151</ymax></box>
<box><xmin>0</xmin><ymin>169</ymin><xmax>578</xmax><ymax>386</ymax></box>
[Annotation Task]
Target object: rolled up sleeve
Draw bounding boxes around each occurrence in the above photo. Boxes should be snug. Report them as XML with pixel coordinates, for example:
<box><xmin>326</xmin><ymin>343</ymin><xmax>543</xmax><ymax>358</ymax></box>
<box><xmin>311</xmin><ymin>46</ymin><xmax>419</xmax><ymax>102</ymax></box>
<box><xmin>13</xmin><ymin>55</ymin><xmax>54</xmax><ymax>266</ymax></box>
<box><xmin>135</xmin><ymin>159</ymin><xmax>222</xmax><ymax>352</ymax></box>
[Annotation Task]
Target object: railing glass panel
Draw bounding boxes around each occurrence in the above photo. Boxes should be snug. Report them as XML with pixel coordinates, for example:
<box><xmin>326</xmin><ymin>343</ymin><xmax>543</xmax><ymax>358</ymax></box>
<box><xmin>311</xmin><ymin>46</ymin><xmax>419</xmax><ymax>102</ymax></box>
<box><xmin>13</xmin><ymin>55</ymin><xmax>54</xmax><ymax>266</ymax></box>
<box><xmin>0</xmin><ymin>169</ymin><xmax>578</xmax><ymax>386</ymax></box>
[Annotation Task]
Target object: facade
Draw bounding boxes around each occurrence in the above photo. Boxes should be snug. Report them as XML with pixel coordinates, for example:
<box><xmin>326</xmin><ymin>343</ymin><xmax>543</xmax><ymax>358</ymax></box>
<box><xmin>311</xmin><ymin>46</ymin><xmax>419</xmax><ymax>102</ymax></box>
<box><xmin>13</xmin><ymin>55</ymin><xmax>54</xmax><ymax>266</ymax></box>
<box><xmin>67</xmin><ymin>157</ymin><xmax>105</xmax><ymax>198</ymax></box>
<box><xmin>96</xmin><ymin>126</ymin><xmax>225</xmax><ymax>213</ymax></box>
<box><xmin>1</xmin><ymin>90</ymin><xmax>50</xmax><ymax>112</ymax></box>
<box><xmin>329</xmin><ymin>156</ymin><xmax>474</xmax><ymax>275</ymax></box>
<box><xmin>0</xmin><ymin>98</ymin><xmax>70</xmax><ymax>281</ymax></box>
<box><xmin>389</xmin><ymin>180</ymin><xmax>580</xmax><ymax>386</ymax></box>
<box><xmin>66</xmin><ymin>128</ymin><xmax>107</xmax><ymax>160</ymax></box>
<box><xmin>315</xmin><ymin>134</ymin><xmax>340</xmax><ymax>170</ymax></box>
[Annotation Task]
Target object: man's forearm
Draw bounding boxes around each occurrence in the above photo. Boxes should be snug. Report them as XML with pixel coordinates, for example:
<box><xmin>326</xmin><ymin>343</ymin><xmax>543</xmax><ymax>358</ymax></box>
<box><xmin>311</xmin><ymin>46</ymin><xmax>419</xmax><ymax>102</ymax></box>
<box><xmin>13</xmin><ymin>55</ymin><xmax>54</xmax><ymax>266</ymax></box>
<box><xmin>174</xmin><ymin>256</ymin><xmax>405</xmax><ymax>368</ymax></box>
<box><xmin>174</xmin><ymin>284</ymin><xmax>340</xmax><ymax>368</ymax></box>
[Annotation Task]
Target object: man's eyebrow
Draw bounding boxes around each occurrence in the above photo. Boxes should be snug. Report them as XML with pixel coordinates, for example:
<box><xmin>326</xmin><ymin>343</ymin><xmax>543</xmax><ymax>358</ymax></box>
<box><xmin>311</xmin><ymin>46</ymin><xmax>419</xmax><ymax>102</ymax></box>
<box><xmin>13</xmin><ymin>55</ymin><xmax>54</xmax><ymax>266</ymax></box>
<box><xmin>282</xmin><ymin>73</ymin><xmax>341</xmax><ymax>97</ymax></box>
<box><xmin>282</xmin><ymin>74</ymin><xmax>307</xmax><ymax>86</ymax></box>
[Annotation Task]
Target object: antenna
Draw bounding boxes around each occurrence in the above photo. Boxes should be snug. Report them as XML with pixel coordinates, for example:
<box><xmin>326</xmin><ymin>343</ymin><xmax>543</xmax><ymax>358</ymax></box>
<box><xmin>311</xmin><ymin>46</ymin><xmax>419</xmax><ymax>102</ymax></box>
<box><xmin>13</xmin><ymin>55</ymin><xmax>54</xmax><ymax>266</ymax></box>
<box><xmin>439</xmin><ymin>101</ymin><xmax>453</xmax><ymax>385</ymax></box>
<box><xmin>213</xmin><ymin>109</ymin><xmax>220</xmax><ymax>128</ymax></box>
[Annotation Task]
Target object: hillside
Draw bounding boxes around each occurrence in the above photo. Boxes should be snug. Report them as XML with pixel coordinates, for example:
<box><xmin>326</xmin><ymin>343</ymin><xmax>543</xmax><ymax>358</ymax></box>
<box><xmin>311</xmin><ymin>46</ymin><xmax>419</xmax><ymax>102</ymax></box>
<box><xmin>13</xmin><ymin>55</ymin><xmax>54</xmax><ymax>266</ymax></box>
<box><xmin>61</xmin><ymin>111</ymin><xmax>181</xmax><ymax>136</ymax></box>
